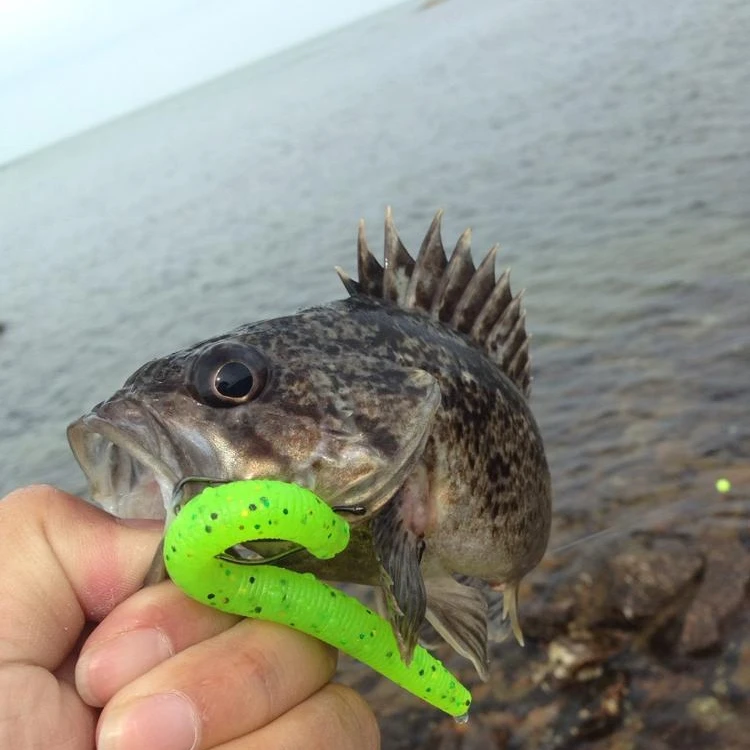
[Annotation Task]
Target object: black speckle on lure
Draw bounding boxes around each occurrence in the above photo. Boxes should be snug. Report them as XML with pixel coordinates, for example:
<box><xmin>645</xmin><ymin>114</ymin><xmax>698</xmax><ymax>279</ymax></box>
<box><xmin>164</xmin><ymin>479</ymin><xmax>473</xmax><ymax>716</ymax></box>
<box><xmin>67</xmin><ymin>208</ymin><xmax>552</xmax><ymax>683</ymax></box>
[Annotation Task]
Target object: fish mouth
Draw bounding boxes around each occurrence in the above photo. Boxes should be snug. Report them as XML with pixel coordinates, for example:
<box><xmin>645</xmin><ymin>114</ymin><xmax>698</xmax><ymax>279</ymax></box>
<box><xmin>67</xmin><ymin>402</ymin><xmax>182</xmax><ymax>522</ymax></box>
<box><xmin>67</xmin><ymin>400</ymin><xmax>296</xmax><ymax>582</ymax></box>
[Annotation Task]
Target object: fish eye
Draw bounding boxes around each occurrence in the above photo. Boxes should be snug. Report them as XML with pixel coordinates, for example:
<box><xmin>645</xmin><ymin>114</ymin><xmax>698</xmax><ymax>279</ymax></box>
<box><xmin>215</xmin><ymin>361</ymin><xmax>253</xmax><ymax>399</ymax></box>
<box><xmin>190</xmin><ymin>342</ymin><xmax>268</xmax><ymax>407</ymax></box>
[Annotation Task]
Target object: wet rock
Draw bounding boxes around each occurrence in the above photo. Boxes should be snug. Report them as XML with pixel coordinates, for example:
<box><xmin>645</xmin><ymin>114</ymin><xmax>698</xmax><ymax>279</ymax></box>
<box><xmin>680</xmin><ymin>533</ymin><xmax>750</xmax><ymax>653</ymax></box>
<box><xmin>608</xmin><ymin>537</ymin><xmax>704</xmax><ymax>624</ymax></box>
<box><xmin>522</xmin><ymin>534</ymin><xmax>704</xmax><ymax>643</ymax></box>
<box><xmin>544</xmin><ymin>632</ymin><xmax>624</xmax><ymax>683</ymax></box>
<box><xmin>341</xmin><ymin>466</ymin><xmax>750</xmax><ymax>749</ymax></box>
<box><xmin>566</xmin><ymin>673</ymin><xmax>628</xmax><ymax>744</ymax></box>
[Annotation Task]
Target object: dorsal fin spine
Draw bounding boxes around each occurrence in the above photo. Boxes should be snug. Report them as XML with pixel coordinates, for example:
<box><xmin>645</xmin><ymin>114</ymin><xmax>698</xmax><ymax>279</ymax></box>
<box><xmin>431</xmin><ymin>230</ymin><xmax>474</xmax><ymax>323</ymax></box>
<box><xmin>450</xmin><ymin>244</ymin><xmax>498</xmax><ymax>334</ymax></box>
<box><xmin>340</xmin><ymin>209</ymin><xmax>533</xmax><ymax>397</ymax></box>
<box><xmin>508</xmin><ymin>336</ymin><xmax>532</xmax><ymax>395</ymax></box>
<box><xmin>501</xmin><ymin>309</ymin><xmax>527</xmax><ymax>372</ymax></box>
<box><xmin>404</xmin><ymin>209</ymin><xmax>447</xmax><ymax>310</ymax></box>
<box><xmin>469</xmin><ymin>267</ymin><xmax>512</xmax><ymax>345</ymax></box>
<box><xmin>383</xmin><ymin>206</ymin><xmax>415</xmax><ymax>303</ymax></box>
<box><xmin>357</xmin><ymin>219</ymin><xmax>384</xmax><ymax>298</ymax></box>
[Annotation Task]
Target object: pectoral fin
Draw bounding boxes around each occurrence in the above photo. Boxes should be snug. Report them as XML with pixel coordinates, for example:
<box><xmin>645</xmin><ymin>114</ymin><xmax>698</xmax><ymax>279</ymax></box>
<box><xmin>417</xmin><ymin>619</ymin><xmax>444</xmax><ymax>650</ymax></box>
<box><xmin>371</xmin><ymin>491</ymin><xmax>427</xmax><ymax>664</ymax></box>
<box><xmin>424</xmin><ymin>575</ymin><xmax>491</xmax><ymax>681</ymax></box>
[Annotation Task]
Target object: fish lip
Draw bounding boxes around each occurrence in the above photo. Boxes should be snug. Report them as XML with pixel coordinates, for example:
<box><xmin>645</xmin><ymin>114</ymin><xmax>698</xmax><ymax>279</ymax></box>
<box><xmin>67</xmin><ymin>404</ymin><xmax>181</xmax><ymax>521</ymax></box>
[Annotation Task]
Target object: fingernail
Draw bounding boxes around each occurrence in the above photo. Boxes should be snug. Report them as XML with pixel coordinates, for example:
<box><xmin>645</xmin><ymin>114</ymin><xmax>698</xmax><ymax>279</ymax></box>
<box><xmin>77</xmin><ymin>628</ymin><xmax>174</xmax><ymax>706</ymax></box>
<box><xmin>98</xmin><ymin>692</ymin><xmax>200</xmax><ymax>750</ymax></box>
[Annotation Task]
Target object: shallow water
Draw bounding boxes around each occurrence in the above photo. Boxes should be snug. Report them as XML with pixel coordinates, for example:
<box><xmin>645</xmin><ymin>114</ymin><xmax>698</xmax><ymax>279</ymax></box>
<box><xmin>2</xmin><ymin>0</ymin><xmax>747</xmax><ymax>516</ymax></box>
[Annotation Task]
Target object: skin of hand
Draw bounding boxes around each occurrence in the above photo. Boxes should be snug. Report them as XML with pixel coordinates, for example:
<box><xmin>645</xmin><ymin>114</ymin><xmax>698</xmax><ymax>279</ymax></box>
<box><xmin>0</xmin><ymin>485</ymin><xmax>380</xmax><ymax>750</ymax></box>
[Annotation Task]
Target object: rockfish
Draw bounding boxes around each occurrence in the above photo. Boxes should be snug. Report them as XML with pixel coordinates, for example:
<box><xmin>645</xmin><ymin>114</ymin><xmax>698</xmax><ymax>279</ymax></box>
<box><xmin>68</xmin><ymin>209</ymin><xmax>552</xmax><ymax>679</ymax></box>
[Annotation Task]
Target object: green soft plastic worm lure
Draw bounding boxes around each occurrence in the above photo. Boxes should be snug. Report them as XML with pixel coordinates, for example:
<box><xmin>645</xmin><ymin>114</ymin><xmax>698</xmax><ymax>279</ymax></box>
<box><xmin>163</xmin><ymin>479</ymin><xmax>471</xmax><ymax>718</ymax></box>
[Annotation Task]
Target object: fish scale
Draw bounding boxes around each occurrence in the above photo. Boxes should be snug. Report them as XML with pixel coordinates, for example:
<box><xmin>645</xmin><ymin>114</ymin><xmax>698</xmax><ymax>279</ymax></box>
<box><xmin>68</xmin><ymin>208</ymin><xmax>551</xmax><ymax>685</ymax></box>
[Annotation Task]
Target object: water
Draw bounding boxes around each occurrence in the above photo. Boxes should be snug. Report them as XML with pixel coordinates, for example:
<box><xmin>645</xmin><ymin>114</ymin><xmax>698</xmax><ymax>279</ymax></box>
<box><xmin>1</xmin><ymin>0</ymin><xmax>749</xmax><ymax>531</ymax></box>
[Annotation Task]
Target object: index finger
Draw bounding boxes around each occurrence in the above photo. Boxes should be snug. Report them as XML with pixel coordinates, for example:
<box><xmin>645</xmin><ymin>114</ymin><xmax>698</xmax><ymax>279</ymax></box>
<box><xmin>0</xmin><ymin>485</ymin><xmax>162</xmax><ymax>669</ymax></box>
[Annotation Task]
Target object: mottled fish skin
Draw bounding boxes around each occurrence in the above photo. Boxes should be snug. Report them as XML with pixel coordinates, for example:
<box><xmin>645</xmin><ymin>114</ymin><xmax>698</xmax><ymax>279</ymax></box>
<box><xmin>67</xmin><ymin>208</ymin><xmax>552</xmax><ymax>681</ymax></box>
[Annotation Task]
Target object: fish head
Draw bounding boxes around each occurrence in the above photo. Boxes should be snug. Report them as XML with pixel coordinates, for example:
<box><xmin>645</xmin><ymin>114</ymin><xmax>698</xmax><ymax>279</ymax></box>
<box><xmin>67</xmin><ymin>325</ymin><xmax>441</xmax><ymax>525</ymax></box>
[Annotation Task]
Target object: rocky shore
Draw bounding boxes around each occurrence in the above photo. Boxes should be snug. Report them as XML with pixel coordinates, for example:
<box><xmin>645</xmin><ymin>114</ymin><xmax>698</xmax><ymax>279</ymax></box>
<box><xmin>339</xmin><ymin>464</ymin><xmax>750</xmax><ymax>749</ymax></box>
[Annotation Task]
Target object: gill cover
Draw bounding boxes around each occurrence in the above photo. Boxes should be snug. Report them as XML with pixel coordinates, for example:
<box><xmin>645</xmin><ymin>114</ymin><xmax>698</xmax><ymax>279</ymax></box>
<box><xmin>300</xmin><ymin>360</ymin><xmax>441</xmax><ymax>516</ymax></box>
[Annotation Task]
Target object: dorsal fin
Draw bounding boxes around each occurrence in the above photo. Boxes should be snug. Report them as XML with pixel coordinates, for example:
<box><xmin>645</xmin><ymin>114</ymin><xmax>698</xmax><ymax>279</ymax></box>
<box><xmin>383</xmin><ymin>206</ymin><xmax>415</xmax><ymax>303</ymax></box>
<box><xmin>339</xmin><ymin>208</ymin><xmax>533</xmax><ymax>396</ymax></box>
<box><xmin>357</xmin><ymin>219</ymin><xmax>383</xmax><ymax>298</ymax></box>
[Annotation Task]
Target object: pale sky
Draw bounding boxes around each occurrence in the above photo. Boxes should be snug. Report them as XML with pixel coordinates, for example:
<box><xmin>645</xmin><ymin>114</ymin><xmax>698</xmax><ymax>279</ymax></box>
<box><xmin>0</xmin><ymin>0</ymin><xmax>401</xmax><ymax>164</ymax></box>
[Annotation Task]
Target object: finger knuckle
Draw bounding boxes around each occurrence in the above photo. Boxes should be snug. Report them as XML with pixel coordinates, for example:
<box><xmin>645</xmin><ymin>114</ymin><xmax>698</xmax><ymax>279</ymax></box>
<box><xmin>324</xmin><ymin>685</ymin><xmax>380</xmax><ymax>749</ymax></box>
<box><xmin>234</xmin><ymin>643</ymin><xmax>283</xmax><ymax>715</ymax></box>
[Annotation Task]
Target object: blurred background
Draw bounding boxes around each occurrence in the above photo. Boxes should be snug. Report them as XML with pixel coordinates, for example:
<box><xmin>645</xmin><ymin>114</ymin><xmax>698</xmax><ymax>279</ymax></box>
<box><xmin>1</xmin><ymin>0</ymin><xmax>748</xmax><ymax>746</ymax></box>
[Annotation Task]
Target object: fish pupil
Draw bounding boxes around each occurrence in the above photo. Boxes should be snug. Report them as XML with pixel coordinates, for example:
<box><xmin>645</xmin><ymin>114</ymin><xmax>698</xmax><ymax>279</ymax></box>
<box><xmin>215</xmin><ymin>361</ymin><xmax>253</xmax><ymax>399</ymax></box>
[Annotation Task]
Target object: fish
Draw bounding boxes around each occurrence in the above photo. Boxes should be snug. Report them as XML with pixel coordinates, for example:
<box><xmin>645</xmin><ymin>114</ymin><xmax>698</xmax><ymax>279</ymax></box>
<box><xmin>67</xmin><ymin>208</ymin><xmax>552</xmax><ymax>680</ymax></box>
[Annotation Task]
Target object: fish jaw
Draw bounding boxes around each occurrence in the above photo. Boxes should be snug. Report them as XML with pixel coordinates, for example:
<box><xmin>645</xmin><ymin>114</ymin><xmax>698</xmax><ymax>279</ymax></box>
<box><xmin>66</xmin><ymin>362</ymin><xmax>441</xmax><ymax>530</ymax></box>
<box><xmin>67</xmin><ymin>398</ymin><xmax>184</xmax><ymax>521</ymax></box>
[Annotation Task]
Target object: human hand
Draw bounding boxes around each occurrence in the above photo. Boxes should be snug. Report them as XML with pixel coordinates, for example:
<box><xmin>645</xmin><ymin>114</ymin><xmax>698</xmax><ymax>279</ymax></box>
<box><xmin>0</xmin><ymin>485</ymin><xmax>380</xmax><ymax>749</ymax></box>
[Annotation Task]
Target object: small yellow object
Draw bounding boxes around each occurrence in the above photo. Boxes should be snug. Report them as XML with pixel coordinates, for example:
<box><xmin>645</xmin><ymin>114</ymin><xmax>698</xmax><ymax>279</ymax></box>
<box><xmin>715</xmin><ymin>478</ymin><xmax>731</xmax><ymax>494</ymax></box>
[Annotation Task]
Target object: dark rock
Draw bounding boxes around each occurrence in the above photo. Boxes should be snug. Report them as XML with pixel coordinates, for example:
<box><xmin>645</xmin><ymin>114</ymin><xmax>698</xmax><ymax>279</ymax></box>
<box><xmin>341</xmin><ymin>467</ymin><xmax>750</xmax><ymax>748</ymax></box>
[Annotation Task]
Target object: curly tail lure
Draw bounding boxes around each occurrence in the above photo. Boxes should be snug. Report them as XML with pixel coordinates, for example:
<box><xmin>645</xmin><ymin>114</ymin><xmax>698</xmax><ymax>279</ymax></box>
<box><xmin>163</xmin><ymin>479</ymin><xmax>471</xmax><ymax>718</ymax></box>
